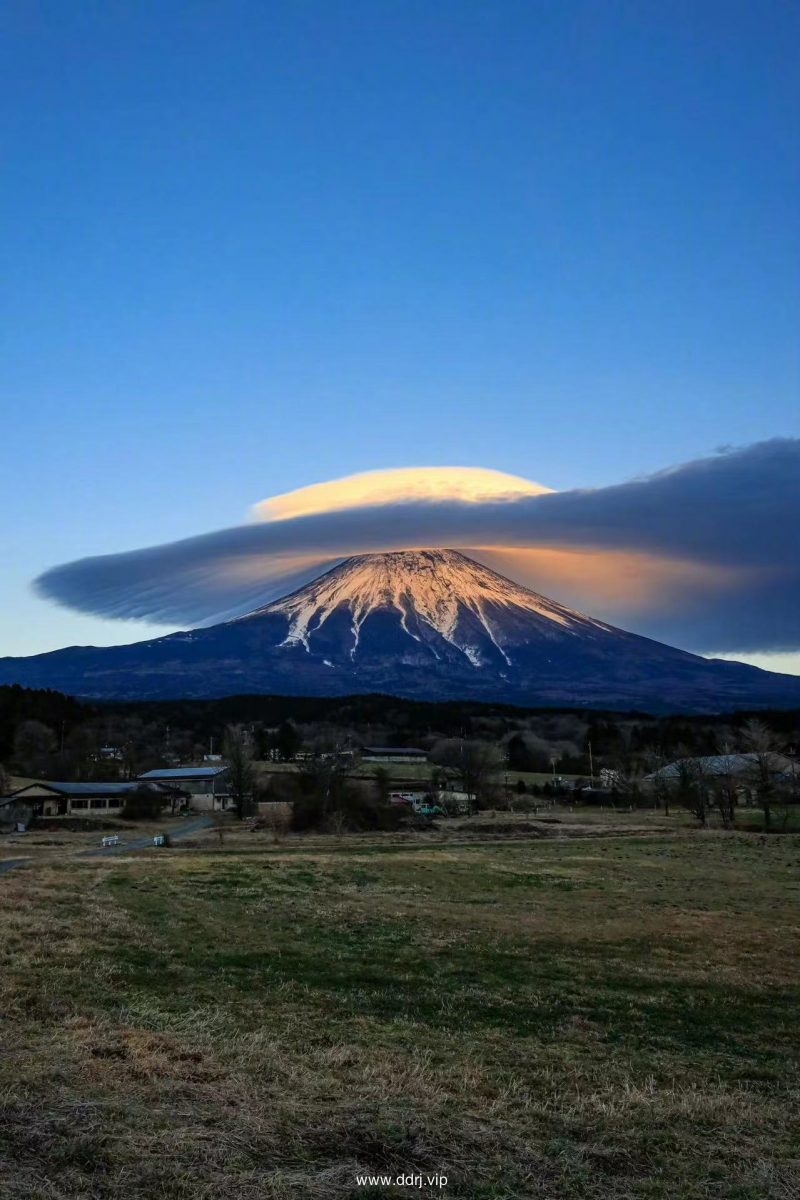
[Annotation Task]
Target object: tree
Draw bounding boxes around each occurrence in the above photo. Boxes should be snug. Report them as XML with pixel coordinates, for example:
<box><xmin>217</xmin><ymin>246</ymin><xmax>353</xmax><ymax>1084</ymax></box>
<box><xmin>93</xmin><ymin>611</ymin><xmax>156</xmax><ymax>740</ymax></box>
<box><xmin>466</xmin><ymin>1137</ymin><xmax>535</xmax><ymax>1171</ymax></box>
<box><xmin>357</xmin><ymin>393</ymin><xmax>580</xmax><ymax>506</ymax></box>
<box><xmin>213</xmin><ymin>818</ymin><xmax>226</xmax><ymax>847</ymax></box>
<box><xmin>263</xmin><ymin>803</ymin><xmax>292</xmax><ymax>843</ymax></box>
<box><xmin>62</xmin><ymin>723</ymin><xmax>102</xmax><ymax>781</ymax></box>
<box><xmin>429</xmin><ymin>739</ymin><xmax>503</xmax><ymax>812</ymax></box>
<box><xmin>274</xmin><ymin>720</ymin><xmax>301</xmax><ymax>762</ymax></box>
<box><xmin>673</xmin><ymin>754</ymin><xmax>709</xmax><ymax>827</ymax></box>
<box><xmin>373</xmin><ymin>766</ymin><xmax>391</xmax><ymax>806</ymax></box>
<box><xmin>13</xmin><ymin>720</ymin><xmax>56</xmax><ymax>776</ymax></box>
<box><xmin>121</xmin><ymin>785</ymin><xmax>164</xmax><ymax>820</ymax></box>
<box><xmin>295</xmin><ymin>746</ymin><xmax>351</xmax><ymax>823</ymax></box>
<box><xmin>643</xmin><ymin>749</ymin><xmax>671</xmax><ymax>815</ymax></box>
<box><xmin>223</xmin><ymin>725</ymin><xmax>256</xmax><ymax>819</ymax></box>
<box><xmin>506</xmin><ymin>733</ymin><xmax>535</xmax><ymax>772</ymax></box>
<box><xmin>709</xmin><ymin>773</ymin><xmax>737</xmax><ymax>829</ymax></box>
<box><xmin>114</xmin><ymin>717</ymin><xmax>162</xmax><ymax>780</ymax></box>
<box><xmin>0</xmin><ymin>685</ymin><xmax>83</xmax><ymax>763</ymax></box>
<box><xmin>707</xmin><ymin>736</ymin><xmax>739</xmax><ymax>828</ymax></box>
<box><xmin>740</xmin><ymin>719</ymin><xmax>783</xmax><ymax>832</ymax></box>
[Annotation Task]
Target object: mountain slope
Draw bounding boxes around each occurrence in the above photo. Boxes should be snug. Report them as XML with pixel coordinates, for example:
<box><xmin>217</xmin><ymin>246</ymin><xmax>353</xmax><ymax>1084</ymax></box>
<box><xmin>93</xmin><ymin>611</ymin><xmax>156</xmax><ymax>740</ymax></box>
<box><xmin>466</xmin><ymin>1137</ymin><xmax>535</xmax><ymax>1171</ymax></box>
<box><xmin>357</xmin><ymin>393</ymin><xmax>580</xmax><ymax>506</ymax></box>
<box><xmin>1</xmin><ymin>550</ymin><xmax>799</xmax><ymax>712</ymax></box>
<box><xmin>257</xmin><ymin>550</ymin><xmax>613</xmax><ymax>663</ymax></box>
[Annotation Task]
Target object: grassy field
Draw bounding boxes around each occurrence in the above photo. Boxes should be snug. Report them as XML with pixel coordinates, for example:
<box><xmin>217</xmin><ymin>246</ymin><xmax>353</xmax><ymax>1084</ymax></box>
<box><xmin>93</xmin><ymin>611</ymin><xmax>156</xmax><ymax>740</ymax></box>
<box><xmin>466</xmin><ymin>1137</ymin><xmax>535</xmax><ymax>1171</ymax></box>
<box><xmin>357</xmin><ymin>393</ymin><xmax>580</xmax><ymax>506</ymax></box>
<box><xmin>255</xmin><ymin>759</ymin><xmax>579</xmax><ymax>790</ymax></box>
<box><xmin>1</xmin><ymin>816</ymin><xmax>798</xmax><ymax>1199</ymax></box>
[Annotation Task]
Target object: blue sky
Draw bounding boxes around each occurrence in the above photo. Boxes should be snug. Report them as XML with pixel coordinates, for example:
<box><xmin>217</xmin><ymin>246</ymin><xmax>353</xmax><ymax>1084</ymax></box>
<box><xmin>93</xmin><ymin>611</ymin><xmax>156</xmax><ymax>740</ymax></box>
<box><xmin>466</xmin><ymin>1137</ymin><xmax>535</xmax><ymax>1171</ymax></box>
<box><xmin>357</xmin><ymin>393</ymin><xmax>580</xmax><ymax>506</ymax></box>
<box><xmin>1</xmin><ymin>1</ymin><xmax>798</xmax><ymax>659</ymax></box>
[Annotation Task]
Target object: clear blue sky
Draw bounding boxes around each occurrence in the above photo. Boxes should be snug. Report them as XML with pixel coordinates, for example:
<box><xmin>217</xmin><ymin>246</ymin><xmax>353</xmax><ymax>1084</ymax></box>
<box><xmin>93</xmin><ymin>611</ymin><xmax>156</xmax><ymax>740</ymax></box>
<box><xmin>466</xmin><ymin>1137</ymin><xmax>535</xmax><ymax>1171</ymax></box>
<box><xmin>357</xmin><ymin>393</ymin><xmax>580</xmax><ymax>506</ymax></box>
<box><xmin>2</xmin><ymin>0</ymin><xmax>798</xmax><ymax>655</ymax></box>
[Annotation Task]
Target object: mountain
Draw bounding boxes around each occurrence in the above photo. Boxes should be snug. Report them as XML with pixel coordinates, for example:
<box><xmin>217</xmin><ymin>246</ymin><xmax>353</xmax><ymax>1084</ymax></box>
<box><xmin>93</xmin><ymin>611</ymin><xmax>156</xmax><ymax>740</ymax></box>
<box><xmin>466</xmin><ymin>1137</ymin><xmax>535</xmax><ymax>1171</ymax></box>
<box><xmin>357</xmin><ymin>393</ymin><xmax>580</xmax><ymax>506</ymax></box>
<box><xmin>2</xmin><ymin>549</ymin><xmax>799</xmax><ymax>712</ymax></box>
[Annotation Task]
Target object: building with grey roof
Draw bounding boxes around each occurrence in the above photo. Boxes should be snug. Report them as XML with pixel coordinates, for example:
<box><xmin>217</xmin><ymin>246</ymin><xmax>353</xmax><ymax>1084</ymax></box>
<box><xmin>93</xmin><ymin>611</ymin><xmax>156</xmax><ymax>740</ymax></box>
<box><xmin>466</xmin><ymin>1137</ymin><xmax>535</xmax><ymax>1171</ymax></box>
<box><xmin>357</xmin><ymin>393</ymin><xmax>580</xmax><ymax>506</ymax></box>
<box><xmin>137</xmin><ymin>766</ymin><xmax>230</xmax><ymax>810</ymax></box>
<box><xmin>644</xmin><ymin>752</ymin><xmax>795</xmax><ymax>783</ymax></box>
<box><xmin>0</xmin><ymin>779</ymin><xmax>185</xmax><ymax>819</ymax></box>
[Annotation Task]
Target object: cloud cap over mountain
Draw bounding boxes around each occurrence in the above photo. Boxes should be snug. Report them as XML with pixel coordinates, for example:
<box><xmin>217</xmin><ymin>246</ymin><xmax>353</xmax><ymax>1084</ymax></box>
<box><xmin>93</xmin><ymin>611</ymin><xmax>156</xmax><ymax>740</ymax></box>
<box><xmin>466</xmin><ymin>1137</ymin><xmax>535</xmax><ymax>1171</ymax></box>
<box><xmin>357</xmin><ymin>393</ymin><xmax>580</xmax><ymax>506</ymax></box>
<box><xmin>34</xmin><ymin>440</ymin><xmax>800</xmax><ymax>655</ymax></box>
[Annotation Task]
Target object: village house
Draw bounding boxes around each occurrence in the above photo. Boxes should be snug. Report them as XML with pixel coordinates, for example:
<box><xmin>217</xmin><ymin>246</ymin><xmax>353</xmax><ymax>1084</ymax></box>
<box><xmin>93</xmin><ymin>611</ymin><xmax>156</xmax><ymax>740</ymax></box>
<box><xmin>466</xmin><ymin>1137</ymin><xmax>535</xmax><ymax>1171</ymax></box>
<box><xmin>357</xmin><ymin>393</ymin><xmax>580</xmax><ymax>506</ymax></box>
<box><xmin>0</xmin><ymin>780</ymin><xmax>181</xmax><ymax>820</ymax></box>
<box><xmin>643</xmin><ymin>752</ymin><xmax>798</xmax><ymax>804</ymax></box>
<box><xmin>136</xmin><ymin>765</ymin><xmax>231</xmax><ymax>811</ymax></box>
<box><xmin>360</xmin><ymin>746</ymin><xmax>428</xmax><ymax>764</ymax></box>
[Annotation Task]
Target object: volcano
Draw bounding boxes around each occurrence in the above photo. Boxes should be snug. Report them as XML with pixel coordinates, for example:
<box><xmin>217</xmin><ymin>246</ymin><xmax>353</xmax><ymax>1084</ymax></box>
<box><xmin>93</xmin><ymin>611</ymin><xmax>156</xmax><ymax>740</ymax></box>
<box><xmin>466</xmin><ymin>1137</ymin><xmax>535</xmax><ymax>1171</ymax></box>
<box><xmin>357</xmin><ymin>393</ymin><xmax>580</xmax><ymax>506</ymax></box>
<box><xmin>2</xmin><ymin>550</ymin><xmax>799</xmax><ymax>711</ymax></box>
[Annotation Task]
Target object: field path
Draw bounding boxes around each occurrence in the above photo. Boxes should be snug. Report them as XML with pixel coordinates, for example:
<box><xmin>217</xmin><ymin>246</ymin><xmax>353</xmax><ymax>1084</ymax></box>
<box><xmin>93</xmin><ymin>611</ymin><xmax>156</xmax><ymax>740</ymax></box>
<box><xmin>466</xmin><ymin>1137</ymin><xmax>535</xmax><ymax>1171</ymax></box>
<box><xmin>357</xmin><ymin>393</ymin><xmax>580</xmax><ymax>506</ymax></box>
<box><xmin>0</xmin><ymin>814</ymin><xmax>215</xmax><ymax>877</ymax></box>
<box><xmin>0</xmin><ymin>857</ymin><xmax>29</xmax><ymax>875</ymax></box>
<box><xmin>81</xmin><ymin>814</ymin><xmax>215</xmax><ymax>857</ymax></box>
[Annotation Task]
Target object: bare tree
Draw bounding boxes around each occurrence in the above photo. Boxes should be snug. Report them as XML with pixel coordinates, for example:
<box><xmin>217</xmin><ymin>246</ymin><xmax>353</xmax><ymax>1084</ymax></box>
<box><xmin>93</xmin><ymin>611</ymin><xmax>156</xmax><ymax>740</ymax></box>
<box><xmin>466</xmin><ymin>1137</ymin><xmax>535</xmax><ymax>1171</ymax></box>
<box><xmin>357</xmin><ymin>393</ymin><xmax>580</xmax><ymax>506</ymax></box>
<box><xmin>672</xmin><ymin>752</ymin><xmax>709</xmax><ymax>827</ymax></box>
<box><xmin>372</xmin><ymin>766</ymin><xmax>391</xmax><ymax>806</ymax></box>
<box><xmin>113</xmin><ymin>717</ymin><xmax>162</xmax><ymax>780</ymax></box>
<box><xmin>740</xmin><ymin>719</ymin><xmax>783</xmax><ymax>832</ymax></box>
<box><xmin>223</xmin><ymin>725</ymin><xmax>256</xmax><ymax>820</ymax></box>
<box><xmin>429</xmin><ymin>739</ymin><xmax>503</xmax><ymax>812</ymax></box>
<box><xmin>296</xmin><ymin>745</ymin><xmax>352</xmax><ymax>823</ymax></box>
<box><xmin>263</xmin><ymin>803</ymin><xmax>292</xmax><ymax>843</ymax></box>
<box><xmin>643</xmin><ymin>748</ymin><xmax>671</xmax><ymax>815</ymax></box>
<box><xmin>709</xmin><ymin>735</ymin><xmax>739</xmax><ymax>828</ymax></box>
<box><xmin>708</xmin><ymin>772</ymin><xmax>737</xmax><ymax>829</ymax></box>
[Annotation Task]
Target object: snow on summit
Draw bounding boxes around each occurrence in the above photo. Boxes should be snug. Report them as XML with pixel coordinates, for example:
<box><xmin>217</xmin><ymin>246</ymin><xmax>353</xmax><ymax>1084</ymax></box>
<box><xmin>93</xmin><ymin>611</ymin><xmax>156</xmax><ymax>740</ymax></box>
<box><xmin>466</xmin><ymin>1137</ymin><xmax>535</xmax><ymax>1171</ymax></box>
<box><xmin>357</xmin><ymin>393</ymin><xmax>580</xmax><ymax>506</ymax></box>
<box><xmin>258</xmin><ymin>549</ymin><xmax>610</xmax><ymax>664</ymax></box>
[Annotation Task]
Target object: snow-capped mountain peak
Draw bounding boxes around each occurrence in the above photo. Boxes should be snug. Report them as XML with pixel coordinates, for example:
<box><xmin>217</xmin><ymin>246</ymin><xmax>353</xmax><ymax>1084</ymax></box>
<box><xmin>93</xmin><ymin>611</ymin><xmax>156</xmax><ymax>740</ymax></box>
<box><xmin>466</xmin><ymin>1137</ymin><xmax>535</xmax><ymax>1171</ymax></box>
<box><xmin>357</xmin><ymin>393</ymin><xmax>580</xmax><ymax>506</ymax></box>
<box><xmin>252</xmin><ymin>549</ymin><xmax>610</xmax><ymax>668</ymax></box>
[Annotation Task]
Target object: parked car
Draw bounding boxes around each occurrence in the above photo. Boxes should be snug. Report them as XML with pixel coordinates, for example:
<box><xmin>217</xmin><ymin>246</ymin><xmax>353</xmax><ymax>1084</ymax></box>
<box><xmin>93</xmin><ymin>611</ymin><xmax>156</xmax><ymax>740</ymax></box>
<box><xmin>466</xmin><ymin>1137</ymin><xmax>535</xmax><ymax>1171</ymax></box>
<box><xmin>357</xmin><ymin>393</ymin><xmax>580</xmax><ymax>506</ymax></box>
<box><xmin>101</xmin><ymin>835</ymin><xmax>121</xmax><ymax>848</ymax></box>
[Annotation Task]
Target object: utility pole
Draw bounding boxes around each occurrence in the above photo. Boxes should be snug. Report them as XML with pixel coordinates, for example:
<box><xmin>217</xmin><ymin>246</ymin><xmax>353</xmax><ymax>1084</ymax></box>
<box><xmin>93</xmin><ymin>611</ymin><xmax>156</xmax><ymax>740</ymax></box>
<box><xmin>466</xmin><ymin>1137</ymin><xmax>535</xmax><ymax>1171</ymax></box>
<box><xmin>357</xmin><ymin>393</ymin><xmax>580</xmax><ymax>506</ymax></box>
<box><xmin>588</xmin><ymin>741</ymin><xmax>594</xmax><ymax>788</ymax></box>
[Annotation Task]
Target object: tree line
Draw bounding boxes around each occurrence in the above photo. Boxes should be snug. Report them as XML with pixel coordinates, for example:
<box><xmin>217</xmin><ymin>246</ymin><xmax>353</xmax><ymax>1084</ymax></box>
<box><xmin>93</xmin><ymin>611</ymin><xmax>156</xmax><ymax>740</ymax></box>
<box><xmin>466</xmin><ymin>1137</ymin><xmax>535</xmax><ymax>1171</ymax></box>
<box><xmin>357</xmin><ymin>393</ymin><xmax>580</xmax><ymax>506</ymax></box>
<box><xmin>1</xmin><ymin>686</ymin><xmax>798</xmax><ymax>833</ymax></box>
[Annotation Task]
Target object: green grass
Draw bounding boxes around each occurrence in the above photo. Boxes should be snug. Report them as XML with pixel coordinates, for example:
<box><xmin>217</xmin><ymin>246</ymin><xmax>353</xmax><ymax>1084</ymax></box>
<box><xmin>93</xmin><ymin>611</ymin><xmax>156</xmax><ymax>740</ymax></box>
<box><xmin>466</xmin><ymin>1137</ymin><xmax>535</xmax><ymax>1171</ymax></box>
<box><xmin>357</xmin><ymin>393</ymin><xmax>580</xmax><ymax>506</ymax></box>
<box><xmin>1</xmin><ymin>824</ymin><xmax>799</xmax><ymax>1198</ymax></box>
<box><xmin>255</xmin><ymin>759</ymin><xmax>579</xmax><ymax>788</ymax></box>
<box><xmin>733</xmin><ymin>805</ymin><xmax>800</xmax><ymax>832</ymax></box>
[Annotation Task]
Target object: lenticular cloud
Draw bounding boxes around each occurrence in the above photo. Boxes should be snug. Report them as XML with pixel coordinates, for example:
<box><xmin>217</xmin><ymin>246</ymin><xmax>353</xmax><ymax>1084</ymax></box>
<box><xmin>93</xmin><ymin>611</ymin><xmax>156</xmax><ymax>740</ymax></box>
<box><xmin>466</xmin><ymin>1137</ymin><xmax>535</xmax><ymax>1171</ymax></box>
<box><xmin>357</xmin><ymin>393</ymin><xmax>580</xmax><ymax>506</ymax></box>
<box><xmin>253</xmin><ymin>465</ymin><xmax>553</xmax><ymax>522</ymax></box>
<box><xmin>33</xmin><ymin>442</ymin><xmax>800</xmax><ymax>654</ymax></box>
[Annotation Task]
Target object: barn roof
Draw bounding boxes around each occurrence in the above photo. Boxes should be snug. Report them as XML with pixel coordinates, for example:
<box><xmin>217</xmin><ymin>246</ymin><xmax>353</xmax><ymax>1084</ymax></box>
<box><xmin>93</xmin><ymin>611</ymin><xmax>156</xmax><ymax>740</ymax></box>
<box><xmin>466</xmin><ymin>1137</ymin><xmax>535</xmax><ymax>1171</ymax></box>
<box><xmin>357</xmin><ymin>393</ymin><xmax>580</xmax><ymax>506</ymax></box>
<box><xmin>644</xmin><ymin>752</ymin><xmax>795</xmax><ymax>781</ymax></box>
<box><xmin>137</xmin><ymin>766</ymin><xmax>229</xmax><ymax>781</ymax></box>
<box><xmin>361</xmin><ymin>746</ymin><xmax>427</xmax><ymax>755</ymax></box>
<box><xmin>6</xmin><ymin>781</ymin><xmax>154</xmax><ymax>798</ymax></box>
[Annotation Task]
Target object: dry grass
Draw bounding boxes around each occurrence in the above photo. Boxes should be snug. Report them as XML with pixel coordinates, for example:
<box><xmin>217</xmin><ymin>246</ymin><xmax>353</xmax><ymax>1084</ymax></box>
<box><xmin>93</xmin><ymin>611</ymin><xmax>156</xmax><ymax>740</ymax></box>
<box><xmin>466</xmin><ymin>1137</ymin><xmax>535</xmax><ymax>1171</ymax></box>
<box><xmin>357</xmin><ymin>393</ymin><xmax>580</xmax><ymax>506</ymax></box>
<box><xmin>0</xmin><ymin>819</ymin><xmax>798</xmax><ymax>1198</ymax></box>
<box><xmin>0</xmin><ymin>820</ymin><xmax>176</xmax><ymax>865</ymax></box>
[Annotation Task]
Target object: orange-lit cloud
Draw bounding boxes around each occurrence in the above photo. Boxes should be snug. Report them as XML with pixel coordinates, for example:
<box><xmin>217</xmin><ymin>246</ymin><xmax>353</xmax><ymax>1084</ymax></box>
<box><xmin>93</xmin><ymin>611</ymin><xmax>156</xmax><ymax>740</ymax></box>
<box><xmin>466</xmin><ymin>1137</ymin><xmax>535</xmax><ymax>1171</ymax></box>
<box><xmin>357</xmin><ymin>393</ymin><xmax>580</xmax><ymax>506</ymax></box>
<box><xmin>253</xmin><ymin>466</ymin><xmax>552</xmax><ymax>522</ymax></box>
<box><xmin>470</xmin><ymin>546</ymin><xmax>748</xmax><ymax>617</ymax></box>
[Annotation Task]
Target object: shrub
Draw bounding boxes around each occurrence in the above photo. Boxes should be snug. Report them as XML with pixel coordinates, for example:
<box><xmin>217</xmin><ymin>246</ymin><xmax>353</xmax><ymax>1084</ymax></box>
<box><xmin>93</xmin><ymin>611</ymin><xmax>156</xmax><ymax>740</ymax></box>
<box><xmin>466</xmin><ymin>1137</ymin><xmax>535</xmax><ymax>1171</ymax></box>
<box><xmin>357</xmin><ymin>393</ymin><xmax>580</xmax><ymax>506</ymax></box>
<box><xmin>121</xmin><ymin>785</ymin><xmax>164</xmax><ymax>820</ymax></box>
<box><xmin>291</xmin><ymin>785</ymin><xmax>403</xmax><ymax>833</ymax></box>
